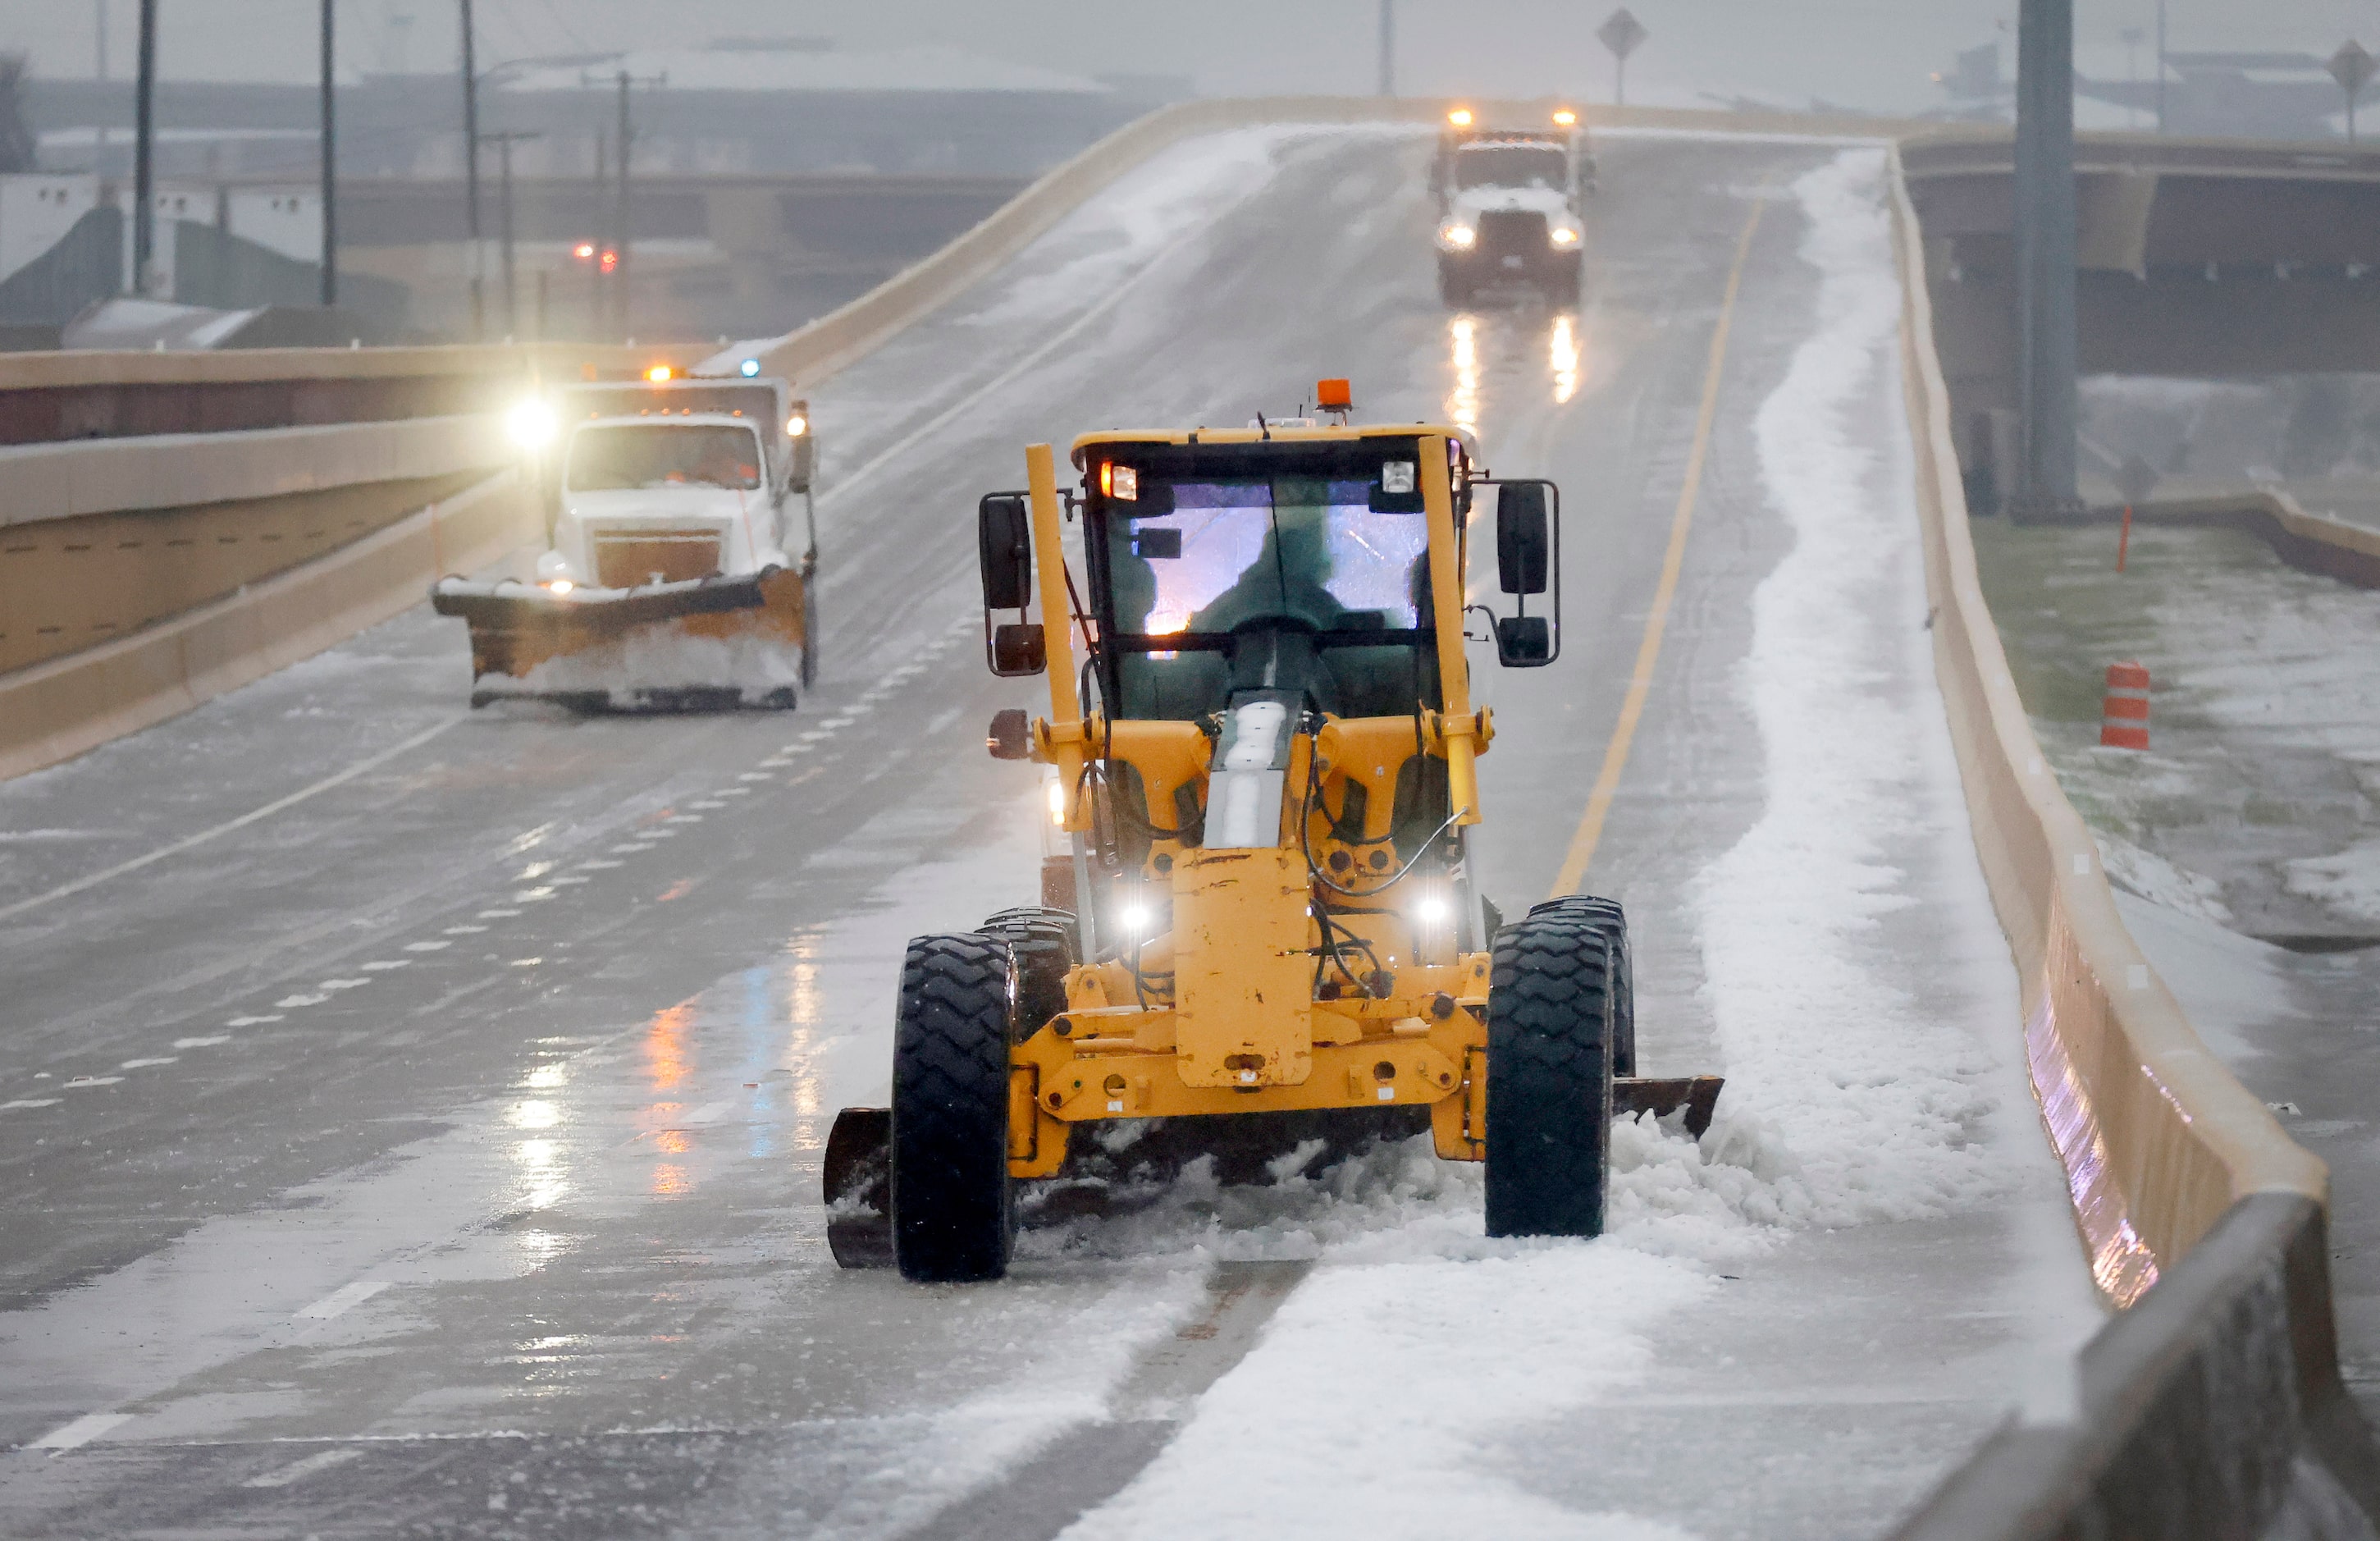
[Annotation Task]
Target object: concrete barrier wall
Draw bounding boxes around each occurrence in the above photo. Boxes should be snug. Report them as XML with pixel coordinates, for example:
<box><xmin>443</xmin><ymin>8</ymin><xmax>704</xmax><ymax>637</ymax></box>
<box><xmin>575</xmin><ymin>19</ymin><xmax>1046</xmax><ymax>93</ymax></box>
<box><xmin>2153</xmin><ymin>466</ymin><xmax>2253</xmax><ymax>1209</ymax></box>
<box><xmin>2114</xmin><ymin>491</ymin><xmax>2380</xmax><ymax>591</ymax></box>
<box><xmin>0</xmin><ymin>469</ymin><xmax>535</xmax><ymax>782</ymax></box>
<box><xmin>1882</xmin><ymin>144</ymin><xmax>2379</xmax><ymax>1534</ymax></box>
<box><xmin>1</xmin><ymin>414</ymin><xmax>509</xmax><ymax>528</ymax></box>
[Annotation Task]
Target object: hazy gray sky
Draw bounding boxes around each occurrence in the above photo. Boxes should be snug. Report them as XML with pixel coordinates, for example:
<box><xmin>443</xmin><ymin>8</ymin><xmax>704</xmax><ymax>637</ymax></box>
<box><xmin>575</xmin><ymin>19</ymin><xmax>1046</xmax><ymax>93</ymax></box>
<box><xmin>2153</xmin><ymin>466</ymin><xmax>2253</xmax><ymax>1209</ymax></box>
<box><xmin>5</xmin><ymin>1</ymin><xmax>2377</xmax><ymax>113</ymax></box>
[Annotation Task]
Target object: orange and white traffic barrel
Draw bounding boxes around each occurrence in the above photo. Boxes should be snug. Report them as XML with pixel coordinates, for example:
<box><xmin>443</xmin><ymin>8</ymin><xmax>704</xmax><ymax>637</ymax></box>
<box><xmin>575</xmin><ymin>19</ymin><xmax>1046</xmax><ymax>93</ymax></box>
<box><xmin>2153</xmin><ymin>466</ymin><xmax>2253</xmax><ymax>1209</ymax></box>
<box><xmin>2100</xmin><ymin>661</ymin><xmax>2150</xmax><ymax>750</ymax></box>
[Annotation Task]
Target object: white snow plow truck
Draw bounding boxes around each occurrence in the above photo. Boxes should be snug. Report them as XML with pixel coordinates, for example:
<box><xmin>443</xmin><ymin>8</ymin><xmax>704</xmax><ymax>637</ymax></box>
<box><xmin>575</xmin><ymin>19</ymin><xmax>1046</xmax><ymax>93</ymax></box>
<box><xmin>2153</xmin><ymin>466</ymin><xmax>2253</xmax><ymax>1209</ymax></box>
<box><xmin>432</xmin><ymin>372</ymin><xmax>817</xmax><ymax>710</ymax></box>
<box><xmin>1432</xmin><ymin>109</ymin><xmax>1594</xmax><ymax>309</ymax></box>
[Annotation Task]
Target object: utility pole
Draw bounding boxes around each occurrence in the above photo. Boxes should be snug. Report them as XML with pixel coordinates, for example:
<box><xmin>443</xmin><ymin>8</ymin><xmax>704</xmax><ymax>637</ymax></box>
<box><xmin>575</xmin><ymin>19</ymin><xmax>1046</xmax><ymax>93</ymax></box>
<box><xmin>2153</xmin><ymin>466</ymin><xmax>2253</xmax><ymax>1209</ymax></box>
<box><xmin>1377</xmin><ymin>0</ymin><xmax>1394</xmax><ymax>97</ymax></box>
<box><xmin>320</xmin><ymin>0</ymin><xmax>337</xmax><ymax>308</ymax></box>
<box><xmin>2012</xmin><ymin>0</ymin><xmax>2080</xmax><ymax>518</ymax></box>
<box><xmin>479</xmin><ymin>129</ymin><xmax>540</xmax><ymax>336</ymax></box>
<box><xmin>460</xmin><ymin>0</ymin><xmax>482</xmax><ymax>339</ymax></box>
<box><xmin>2155</xmin><ymin>0</ymin><xmax>2168</xmax><ymax>132</ymax></box>
<box><xmin>133</xmin><ymin>0</ymin><xmax>158</xmax><ymax>295</ymax></box>
<box><xmin>614</xmin><ymin>69</ymin><xmax>631</xmax><ymax>341</ymax></box>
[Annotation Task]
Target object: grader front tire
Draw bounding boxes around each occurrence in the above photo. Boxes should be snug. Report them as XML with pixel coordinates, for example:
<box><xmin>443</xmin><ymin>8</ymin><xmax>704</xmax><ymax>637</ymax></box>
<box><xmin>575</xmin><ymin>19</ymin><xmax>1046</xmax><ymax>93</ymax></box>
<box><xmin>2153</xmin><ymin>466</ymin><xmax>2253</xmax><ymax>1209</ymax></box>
<box><xmin>1484</xmin><ymin>901</ymin><xmax>1622</xmax><ymax>1238</ymax></box>
<box><xmin>892</xmin><ymin>933</ymin><xmax>1016</xmax><ymax>1283</ymax></box>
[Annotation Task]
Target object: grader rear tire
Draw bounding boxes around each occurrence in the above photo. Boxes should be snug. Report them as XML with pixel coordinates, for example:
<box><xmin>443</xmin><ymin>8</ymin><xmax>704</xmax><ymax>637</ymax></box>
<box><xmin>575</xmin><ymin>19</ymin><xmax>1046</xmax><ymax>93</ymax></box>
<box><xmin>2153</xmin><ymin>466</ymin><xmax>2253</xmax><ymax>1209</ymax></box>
<box><xmin>892</xmin><ymin>933</ymin><xmax>1016</xmax><ymax>1283</ymax></box>
<box><xmin>1484</xmin><ymin>901</ymin><xmax>1621</xmax><ymax>1238</ymax></box>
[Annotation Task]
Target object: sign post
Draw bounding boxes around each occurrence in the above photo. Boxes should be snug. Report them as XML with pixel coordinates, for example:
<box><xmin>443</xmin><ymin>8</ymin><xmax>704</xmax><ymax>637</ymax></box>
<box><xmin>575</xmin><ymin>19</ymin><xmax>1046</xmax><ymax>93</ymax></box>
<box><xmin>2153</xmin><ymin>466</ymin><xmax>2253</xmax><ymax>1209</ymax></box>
<box><xmin>2329</xmin><ymin>40</ymin><xmax>2375</xmax><ymax>146</ymax></box>
<box><xmin>1597</xmin><ymin>9</ymin><xmax>1648</xmax><ymax>107</ymax></box>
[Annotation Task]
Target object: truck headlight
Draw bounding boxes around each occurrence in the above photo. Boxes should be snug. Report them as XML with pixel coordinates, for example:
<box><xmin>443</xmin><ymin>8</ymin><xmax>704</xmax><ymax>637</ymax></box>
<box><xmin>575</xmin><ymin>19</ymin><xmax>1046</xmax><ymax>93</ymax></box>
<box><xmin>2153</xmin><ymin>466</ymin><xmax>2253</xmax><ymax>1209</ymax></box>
<box><xmin>1441</xmin><ymin>223</ymin><xmax>1477</xmax><ymax>249</ymax></box>
<box><xmin>1551</xmin><ymin>226</ymin><xmax>1580</xmax><ymax>246</ymax></box>
<box><xmin>506</xmin><ymin>399</ymin><xmax>557</xmax><ymax>450</ymax></box>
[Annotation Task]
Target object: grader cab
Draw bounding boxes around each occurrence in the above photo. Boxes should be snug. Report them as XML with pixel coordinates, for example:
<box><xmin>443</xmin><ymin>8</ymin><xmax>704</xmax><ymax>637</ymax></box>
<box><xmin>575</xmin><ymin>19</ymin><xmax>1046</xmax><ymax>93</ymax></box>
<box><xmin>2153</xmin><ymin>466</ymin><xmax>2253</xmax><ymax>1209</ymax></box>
<box><xmin>826</xmin><ymin>386</ymin><xmax>1719</xmax><ymax>1282</ymax></box>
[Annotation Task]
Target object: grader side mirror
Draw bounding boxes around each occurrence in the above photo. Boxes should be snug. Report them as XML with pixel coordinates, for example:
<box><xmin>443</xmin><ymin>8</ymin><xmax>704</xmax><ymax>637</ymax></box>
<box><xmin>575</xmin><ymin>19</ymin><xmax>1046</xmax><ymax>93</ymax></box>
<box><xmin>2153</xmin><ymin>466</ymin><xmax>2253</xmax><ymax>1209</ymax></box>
<box><xmin>1496</xmin><ymin>482</ymin><xmax>1550</xmax><ymax>595</ymax></box>
<box><xmin>991</xmin><ymin>624</ymin><xmax>1046</xmax><ymax>678</ymax></box>
<box><xmin>1495</xmin><ymin>615</ymin><xmax>1552</xmax><ymax>665</ymax></box>
<box><xmin>978</xmin><ymin>494</ymin><xmax>1032</xmax><ymax>612</ymax></box>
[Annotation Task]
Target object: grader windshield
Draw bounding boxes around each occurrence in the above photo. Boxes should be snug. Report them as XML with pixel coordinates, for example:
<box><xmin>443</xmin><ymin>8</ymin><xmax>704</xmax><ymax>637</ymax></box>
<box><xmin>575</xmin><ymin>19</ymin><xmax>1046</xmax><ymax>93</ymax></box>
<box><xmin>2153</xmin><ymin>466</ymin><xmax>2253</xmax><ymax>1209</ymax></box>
<box><xmin>1090</xmin><ymin>440</ymin><xmax>1455</xmax><ymax>720</ymax></box>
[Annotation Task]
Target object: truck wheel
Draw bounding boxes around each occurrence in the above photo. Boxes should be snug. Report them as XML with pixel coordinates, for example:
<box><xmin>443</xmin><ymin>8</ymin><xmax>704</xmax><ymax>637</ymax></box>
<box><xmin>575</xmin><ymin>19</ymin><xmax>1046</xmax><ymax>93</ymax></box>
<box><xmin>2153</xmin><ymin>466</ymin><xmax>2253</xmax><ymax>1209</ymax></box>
<box><xmin>1484</xmin><ymin>901</ymin><xmax>1620</xmax><ymax>1238</ymax></box>
<box><xmin>1527</xmin><ymin>895</ymin><xmax>1634</xmax><ymax>1076</ymax></box>
<box><xmin>979</xmin><ymin>906</ymin><xmax>1079</xmax><ymax>1040</ymax></box>
<box><xmin>892</xmin><ymin>933</ymin><xmax>1016</xmax><ymax>1282</ymax></box>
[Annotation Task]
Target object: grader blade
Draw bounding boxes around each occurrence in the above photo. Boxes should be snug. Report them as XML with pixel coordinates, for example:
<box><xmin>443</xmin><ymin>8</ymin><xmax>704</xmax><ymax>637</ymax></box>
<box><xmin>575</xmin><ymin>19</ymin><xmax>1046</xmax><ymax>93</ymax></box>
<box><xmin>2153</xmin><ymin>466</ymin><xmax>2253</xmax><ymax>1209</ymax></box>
<box><xmin>822</xmin><ymin>1106</ymin><xmax>893</xmax><ymax>1269</ymax></box>
<box><xmin>1613</xmin><ymin>1076</ymin><xmax>1725</xmax><ymax>1137</ymax></box>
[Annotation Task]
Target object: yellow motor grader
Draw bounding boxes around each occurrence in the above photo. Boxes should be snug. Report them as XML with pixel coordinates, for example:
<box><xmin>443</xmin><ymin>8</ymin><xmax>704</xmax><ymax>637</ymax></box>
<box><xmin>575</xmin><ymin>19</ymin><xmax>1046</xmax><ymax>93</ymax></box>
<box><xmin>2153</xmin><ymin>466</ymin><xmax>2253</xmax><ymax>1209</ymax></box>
<box><xmin>826</xmin><ymin>385</ymin><xmax>1718</xmax><ymax>1281</ymax></box>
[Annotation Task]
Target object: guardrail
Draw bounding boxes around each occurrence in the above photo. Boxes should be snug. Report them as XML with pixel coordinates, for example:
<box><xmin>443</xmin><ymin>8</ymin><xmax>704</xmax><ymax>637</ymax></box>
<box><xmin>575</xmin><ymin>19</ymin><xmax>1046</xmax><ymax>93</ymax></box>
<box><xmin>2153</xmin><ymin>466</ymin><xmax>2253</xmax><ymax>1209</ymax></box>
<box><xmin>1881</xmin><ymin>144</ymin><xmax>2380</xmax><ymax>1534</ymax></box>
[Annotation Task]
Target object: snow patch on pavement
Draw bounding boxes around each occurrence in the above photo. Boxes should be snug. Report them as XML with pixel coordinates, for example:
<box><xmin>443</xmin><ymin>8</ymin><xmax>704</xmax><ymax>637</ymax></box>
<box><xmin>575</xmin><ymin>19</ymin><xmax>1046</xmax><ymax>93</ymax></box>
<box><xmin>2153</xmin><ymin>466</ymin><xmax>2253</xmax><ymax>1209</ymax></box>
<box><xmin>492</xmin><ymin>629</ymin><xmax>806</xmax><ymax>707</ymax></box>
<box><xmin>965</xmin><ymin>127</ymin><xmax>1355</xmax><ymax>332</ymax></box>
<box><xmin>1686</xmin><ymin>146</ymin><xmax>2018</xmax><ymax>1235</ymax></box>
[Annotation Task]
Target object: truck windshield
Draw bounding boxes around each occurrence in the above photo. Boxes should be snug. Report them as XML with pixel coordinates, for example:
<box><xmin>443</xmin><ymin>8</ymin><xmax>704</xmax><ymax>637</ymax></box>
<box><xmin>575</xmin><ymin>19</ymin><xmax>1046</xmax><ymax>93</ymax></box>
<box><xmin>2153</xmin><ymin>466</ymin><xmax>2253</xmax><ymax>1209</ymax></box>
<box><xmin>567</xmin><ymin>424</ymin><xmax>762</xmax><ymax>492</ymax></box>
<box><xmin>1454</xmin><ymin>145</ymin><xmax>1569</xmax><ymax>190</ymax></box>
<box><xmin>1106</xmin><ymin>478</ymin><xmax>1432</xmax><ymax>641</ymax></box>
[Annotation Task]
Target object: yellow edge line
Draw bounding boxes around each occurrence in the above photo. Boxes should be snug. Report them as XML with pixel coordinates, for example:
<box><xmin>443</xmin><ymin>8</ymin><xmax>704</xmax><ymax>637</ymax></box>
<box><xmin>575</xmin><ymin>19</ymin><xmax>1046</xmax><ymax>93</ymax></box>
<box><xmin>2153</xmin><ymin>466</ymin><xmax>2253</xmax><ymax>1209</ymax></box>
<box><xmin>1548</xmin><ymin>194</ymin><xmax>1769</xmax><ymax>900</ymax></box>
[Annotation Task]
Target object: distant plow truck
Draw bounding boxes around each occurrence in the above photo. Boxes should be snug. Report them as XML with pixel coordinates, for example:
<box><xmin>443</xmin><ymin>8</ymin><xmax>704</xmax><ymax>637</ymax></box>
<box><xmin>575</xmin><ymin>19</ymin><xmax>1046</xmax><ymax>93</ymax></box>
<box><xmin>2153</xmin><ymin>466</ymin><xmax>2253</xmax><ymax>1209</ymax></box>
<box><xmin>1432</xmin><ymin>106</ymin><xmax>1596</xmax><ymax>308</ymax></box>
<box><xmin>432</xmin><ymin>367</ymin><xmax>818</xmax><ymax>711</ymax></box>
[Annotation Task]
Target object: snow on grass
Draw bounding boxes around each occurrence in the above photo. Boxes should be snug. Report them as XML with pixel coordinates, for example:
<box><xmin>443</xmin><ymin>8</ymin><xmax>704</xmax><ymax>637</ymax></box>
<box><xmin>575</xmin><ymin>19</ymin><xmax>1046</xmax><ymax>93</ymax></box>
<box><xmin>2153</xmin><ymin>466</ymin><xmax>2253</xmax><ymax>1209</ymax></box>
<box><xmin>1050</xmin><ymin>146</ymin><xmax>2047</xmax><ymax>1539</ymax></box>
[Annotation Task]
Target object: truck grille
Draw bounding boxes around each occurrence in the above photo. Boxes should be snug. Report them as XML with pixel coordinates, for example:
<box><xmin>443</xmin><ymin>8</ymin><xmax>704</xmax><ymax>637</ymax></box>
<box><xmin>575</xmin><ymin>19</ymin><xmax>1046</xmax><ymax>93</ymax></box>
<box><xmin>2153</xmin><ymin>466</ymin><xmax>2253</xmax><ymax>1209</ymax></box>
<box><xmin>592</xmin><ymin>531</ymin><xmax>722</xmax><ymax>588</ymax></box>
<box><xmin>1477</xmin><ymin>209</ymin><xmax>1549</xmax><ymax>258</ymax></box>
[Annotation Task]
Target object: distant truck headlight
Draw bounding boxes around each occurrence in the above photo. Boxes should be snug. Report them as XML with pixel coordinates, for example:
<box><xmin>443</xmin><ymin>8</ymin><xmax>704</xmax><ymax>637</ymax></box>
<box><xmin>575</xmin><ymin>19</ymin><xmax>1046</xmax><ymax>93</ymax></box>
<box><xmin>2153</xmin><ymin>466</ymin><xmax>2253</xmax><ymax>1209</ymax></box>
<box><xmin>1441</xmin><ymin>222</ymin><xmax>1477</xmax><ymax>249</ymax></box>
<box><xmin>786</xmin><ymin>413</ymin><xmax>809</xmax><ymax>437</ymax></box>
<box><xmin>507</xmin><ymin>398</ymin><xmax>557</xmax><ymax>450</ymax></box>
<box><xmin>1551</xmin><ymin>226</ymin><xmax>1581</xmax><ymax>246</ymax></box>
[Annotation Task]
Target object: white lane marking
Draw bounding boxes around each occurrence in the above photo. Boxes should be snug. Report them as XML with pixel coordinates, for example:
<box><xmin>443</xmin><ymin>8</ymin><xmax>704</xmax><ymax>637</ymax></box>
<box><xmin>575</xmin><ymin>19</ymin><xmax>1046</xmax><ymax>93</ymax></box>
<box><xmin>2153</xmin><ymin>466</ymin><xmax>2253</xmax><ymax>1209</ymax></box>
<box><xmin>0</xmin><ymin>716</ymin><xmax>467</xmax><ymax>925</ymax></box>
<box><xmin>321</xmin><ymin>978</ymin><xmax>370</xmax><ymax>991</ymax></box>
<box><xmin>547</xmin><ymin>876</ymin><xmax>589</xmax><ymax>887</ymax></box>
<box><xmin>716</xmin><ymin>787</ymin><xmax>751</xmax><ymax>797</ymax></box>
<box><xmin>817</xmin><ymin>717</ymin><xmax>858</xmax><ymax>729</ymax></box>
<box><xmin>577</xmin><ymin>861</ymin><xmax>623</xmax><ymax>871</ymax></box>
<box><xmin>244</xmin><ymin>1447</ymin><xmax>364</xmax><ymax>1488</ymax></box>
<box><xmin>31</xmin><ymin>1412</ymin><xmax>132</xmax><ymax>1452</ymax></box>
<box><xmin>681</xmin><ymin>1100</ymin><xmax>734</xmax><ymax>1125</ymax></box>
<box><xmin>510</xmin><ymin>957</ymin><xmax>542</xmax><ymax>967</ymax></box>
<box><xmin>512</xmin><ymin>888</ymin><xmax>555</xmax><ymax>901</ymax></box>
<box><xmin>401</xmin><ymin>940</ymin><xmax>450</xmax><ymax>953</ymax></box>
<box><xmin>2</xmin><ymin>1099</ymin><xmax>62</xmax><ymax>1110</ymax></box>
<box><xmin>226</xmin><ymin>1013</ymin><xmax>284</xmax><ymax>1027</ymax></box>
<box><xmin>359</xmin><ymin>960</ymin><xmax>409</xmax><ymax>972</ymax></box>
<box><xmin>665</xmin><ymin>814</ymin><xmax>704</xmax><ymax>824</ymax></box>
<box><xmin>443</xmin><ymin>924</ymin><xmax>489</xmax><ymax>935</ymax></box>
<box><xmin>120</xmin><ymin>1057</ymin><xmax>178</xmax><ymax>1069</ymax></box>
<box><xmin>64</xmin><ymin>1075</ymin><xmax>122</xmax><ymax>1087</ymax></box>
<box><xmin>275</xmin><ymin>993</ymin><xmax>331</xmax><ymax>1008</ymax></box>
<box><xmin>689</xmin><ymin>800</ymin><xmax>726</xmax><ymax>811</ymax></box>
<box><xmin>174</xmin><ymin>1036</ymin><xmax>231</xmax><ymax>1049</ymax></box>
<box><xmin>734</xmin><ymin>773</ymin><xmax>771</xmax><ymax>783</ymax></box>
<box><xmin>297</xmin><ymin>1280</ymin><xmax>390</xmax><ymax>1320</ymax></box>
<box><xmin>477</xmin><ymin>908</ymin><xmax>522</xmax><ymax>918</ymax></box>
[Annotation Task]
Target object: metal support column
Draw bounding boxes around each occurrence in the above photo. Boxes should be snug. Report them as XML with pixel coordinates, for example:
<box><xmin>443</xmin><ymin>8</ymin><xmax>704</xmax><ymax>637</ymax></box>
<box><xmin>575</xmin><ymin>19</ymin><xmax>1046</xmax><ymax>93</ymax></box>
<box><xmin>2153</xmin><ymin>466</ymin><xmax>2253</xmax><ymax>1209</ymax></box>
<box><xmin>1377</xmin><ymin>0</ymin><xmax>1395</xmax><ymax>97</ymax></box>
<box><xmin>319</xmin><ymin>0</ymin><xmax>337</xmax><ymax>309</ymax></box>
<box><xmin>133</xmin><ymin>0</ymin><xmax>157</xmax><ymax>294</ymax></box>
<box><xmin>2012</xmin><ymin>0</ymin><xmax>2081</xmax><ymax>519</ymax></box>
<box><xmin>460</xmin><ymin>0</ymin><xmax>482</xmax><ymax>339</ymax></box>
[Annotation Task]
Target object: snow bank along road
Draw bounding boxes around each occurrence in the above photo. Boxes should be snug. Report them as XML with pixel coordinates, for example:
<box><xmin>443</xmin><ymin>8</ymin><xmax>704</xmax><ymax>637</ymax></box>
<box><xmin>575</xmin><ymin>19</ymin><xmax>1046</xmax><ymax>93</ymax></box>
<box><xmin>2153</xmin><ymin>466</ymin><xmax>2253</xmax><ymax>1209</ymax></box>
<box><xmin>0</xmin><ymin>130</ymin><xmax>2099</xmax><ymax>1539</ymax></box>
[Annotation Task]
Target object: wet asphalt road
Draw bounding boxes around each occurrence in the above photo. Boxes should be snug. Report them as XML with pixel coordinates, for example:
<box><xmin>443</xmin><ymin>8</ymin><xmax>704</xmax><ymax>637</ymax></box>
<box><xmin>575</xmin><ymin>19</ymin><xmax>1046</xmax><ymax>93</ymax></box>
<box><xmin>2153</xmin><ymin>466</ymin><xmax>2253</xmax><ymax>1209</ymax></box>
<box><xmin>0</xmin><ymin>130</ymin><xmax>2094</xmax><ymax>1539</ymax></box>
